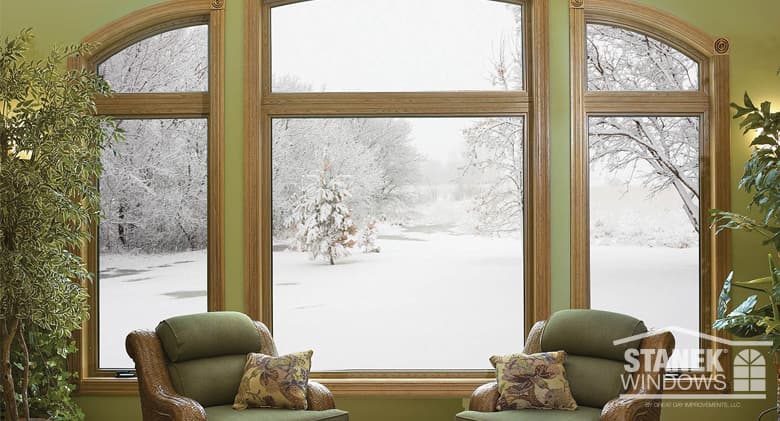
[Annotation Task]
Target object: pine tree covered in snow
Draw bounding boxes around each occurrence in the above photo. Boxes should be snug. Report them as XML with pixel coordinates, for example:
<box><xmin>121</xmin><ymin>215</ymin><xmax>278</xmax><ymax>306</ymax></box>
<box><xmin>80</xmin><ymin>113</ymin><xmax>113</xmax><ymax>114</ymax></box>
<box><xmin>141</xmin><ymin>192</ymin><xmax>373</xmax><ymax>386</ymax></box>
<box><xmin>286</xmin><ymin>161</ymin><xmax>357</xmax><ymax>265</ymax></box>
<box><xmin>359</xmin><ymin>220</ymin><xmax>380</xmax><ymax>253</ymax></box>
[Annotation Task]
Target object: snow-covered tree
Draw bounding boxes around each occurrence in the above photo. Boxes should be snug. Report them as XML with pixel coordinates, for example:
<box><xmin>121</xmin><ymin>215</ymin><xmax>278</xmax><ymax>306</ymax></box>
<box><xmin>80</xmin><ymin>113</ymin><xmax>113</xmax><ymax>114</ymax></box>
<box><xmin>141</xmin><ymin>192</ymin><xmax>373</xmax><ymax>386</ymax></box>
<box><xmin>98</xmin><ymin>26</ymin><xmax>210</xmax><ymax>253</ymax></box>
<box><xmin>272</xmin><ymin>113</ymin><xmax>420</xmax><ymax>238</ymax></box>
<box><xmin>587</xmin><ymin>24</ymin><xmax>700</xmax><ymax>232</ymax></box>
<box><xmin>459</xmin><ymin>4</ymin><xmax>525</xmax><ymax>235</ymax></box>
<box><xmin>358</xmin><ymin>220</ymin><xmax>380</xmax><ymax>254</ymax></box>
<box><xmin>285</xmin><ymin>160</ymin><xmax>357</xmax><ymax>265</ymax></box>
<box><xmin>461</xmin><ymin>117</ymin><xmax>524</xmax><ymax>234</ymax></box>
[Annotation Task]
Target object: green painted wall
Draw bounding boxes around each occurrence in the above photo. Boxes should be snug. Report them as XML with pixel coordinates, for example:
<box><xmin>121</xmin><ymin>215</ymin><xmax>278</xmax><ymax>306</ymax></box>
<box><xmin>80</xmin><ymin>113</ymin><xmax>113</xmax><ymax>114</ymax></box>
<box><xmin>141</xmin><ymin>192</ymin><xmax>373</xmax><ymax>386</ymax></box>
<box><xmin>2</xmin><ymin>0</ymin><xmax>780</xmax><ymax>419</ymax></box>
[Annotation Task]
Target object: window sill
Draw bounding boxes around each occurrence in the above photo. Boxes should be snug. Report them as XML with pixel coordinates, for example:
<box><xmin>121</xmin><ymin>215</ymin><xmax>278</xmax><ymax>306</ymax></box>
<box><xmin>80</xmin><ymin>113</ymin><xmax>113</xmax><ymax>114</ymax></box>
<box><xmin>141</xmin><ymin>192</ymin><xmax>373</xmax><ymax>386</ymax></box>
<box><xmin>74</xmin><ymin>376</ymin><xmax>491</xmax><ymax>398</ymax></box>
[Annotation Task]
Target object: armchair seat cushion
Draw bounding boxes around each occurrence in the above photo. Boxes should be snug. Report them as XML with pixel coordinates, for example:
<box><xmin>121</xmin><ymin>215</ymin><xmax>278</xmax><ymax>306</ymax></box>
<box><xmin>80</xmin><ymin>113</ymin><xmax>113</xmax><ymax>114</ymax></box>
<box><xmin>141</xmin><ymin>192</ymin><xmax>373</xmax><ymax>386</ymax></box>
<box><xmin>205</xmin><ymin>405</ymin><xmax>349</xmax><ymax>421</ymax></box>
<box><xmin>455</xmin><ymin>407</ymin><xmax>601</xmax><ymax>421</ymax></box>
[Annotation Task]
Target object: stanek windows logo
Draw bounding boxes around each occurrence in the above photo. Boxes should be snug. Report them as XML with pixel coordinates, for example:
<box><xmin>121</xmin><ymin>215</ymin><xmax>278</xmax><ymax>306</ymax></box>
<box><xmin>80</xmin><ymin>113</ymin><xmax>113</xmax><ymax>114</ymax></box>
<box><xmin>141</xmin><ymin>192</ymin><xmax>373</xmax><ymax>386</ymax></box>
<box><xmin>614</xmin><ymin>326</ymin><xmax>771</xmax><ymax>400</ymax></box>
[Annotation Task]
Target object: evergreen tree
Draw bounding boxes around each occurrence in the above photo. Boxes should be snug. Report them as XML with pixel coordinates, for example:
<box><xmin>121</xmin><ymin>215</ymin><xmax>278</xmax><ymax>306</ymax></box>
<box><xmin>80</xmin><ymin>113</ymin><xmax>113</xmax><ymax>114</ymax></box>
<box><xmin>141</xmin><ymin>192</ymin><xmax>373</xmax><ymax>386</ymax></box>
<box><xmin>359</xmin><ymin>219</ymin><xmax>381</xmax><ymax>253</ymax></box>
<box><xmin>286</xmin><ymin>160</ymin><xmax>356</xmax><ymax>265</ymax></box>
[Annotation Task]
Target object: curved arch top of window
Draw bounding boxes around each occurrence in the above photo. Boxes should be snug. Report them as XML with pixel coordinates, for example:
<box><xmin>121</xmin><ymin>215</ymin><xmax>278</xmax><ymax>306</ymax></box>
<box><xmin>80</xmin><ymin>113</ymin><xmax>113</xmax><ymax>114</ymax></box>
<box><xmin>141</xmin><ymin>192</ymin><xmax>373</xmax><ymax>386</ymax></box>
<box><xmin>586</xmin><ymin>23</ymin><xmax>699</xmax><ymax>92</ymax></box>
<box><xmin>98</xmin><ymin>25</ymin><xmax>208</xmax><ymax>93</ymax></box>
<box><xmin>270</xmin><ymin>0</ymin><xmax>524</xmax><ymax>93</ymax></box>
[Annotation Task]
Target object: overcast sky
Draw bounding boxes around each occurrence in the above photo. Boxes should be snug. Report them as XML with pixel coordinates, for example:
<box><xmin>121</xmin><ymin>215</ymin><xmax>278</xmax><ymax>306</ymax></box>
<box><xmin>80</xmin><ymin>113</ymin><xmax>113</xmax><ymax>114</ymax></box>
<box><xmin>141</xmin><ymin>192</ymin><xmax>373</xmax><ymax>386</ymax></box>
<box><xmin>271</xmin><ymin>0</ymin><xmax>521</xmax><ymax>163</ymax></box>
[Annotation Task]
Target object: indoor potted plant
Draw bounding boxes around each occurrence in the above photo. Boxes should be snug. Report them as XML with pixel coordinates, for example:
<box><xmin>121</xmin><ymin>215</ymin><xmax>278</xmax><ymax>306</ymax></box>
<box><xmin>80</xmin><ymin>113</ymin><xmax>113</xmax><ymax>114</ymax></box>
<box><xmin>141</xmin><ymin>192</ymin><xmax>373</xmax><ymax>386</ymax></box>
<box><xmin>712</xmin><ymin>92</ymin><xmax>780</xmax><ymax>420</ymax></box>
<box><xmin>0</xmin><ymin>29</ymin><xmax>120</xmax><ymax>420</ymax></box>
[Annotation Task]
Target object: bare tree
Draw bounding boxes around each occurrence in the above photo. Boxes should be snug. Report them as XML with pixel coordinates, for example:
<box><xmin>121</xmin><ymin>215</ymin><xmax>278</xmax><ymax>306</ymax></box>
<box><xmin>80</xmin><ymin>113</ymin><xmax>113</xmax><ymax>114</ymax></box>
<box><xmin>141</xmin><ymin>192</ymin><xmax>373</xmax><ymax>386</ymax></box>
<box><xmin>587</xmin><ymin>24</ymin><xmax>701</xmax><ymax>232</ymax></box>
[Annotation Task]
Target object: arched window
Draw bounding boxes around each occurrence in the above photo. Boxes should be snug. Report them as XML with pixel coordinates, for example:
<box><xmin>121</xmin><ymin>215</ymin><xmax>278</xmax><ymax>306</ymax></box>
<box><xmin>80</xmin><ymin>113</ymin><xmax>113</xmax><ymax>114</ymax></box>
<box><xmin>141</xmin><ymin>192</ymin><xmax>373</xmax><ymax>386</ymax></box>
<box><xmin>245</xmin><ymin>0</ymin><xmax>549</xmax><ymax>394</ymax></box>
<box><xmin>70</xmin><ymin>0</ymin><xmax>225</xmax><ymax>393</ymax></box>
<box><xmin>570</xmin><ymin>0</ymin><xmax>730</xmax><ymax>381</ymax></box>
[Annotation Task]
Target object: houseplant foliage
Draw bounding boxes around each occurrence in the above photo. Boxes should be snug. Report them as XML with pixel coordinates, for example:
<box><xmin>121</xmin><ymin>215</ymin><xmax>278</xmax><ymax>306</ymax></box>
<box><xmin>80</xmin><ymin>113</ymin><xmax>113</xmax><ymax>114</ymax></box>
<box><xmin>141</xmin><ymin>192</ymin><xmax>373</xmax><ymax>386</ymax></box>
<box><xmin>712</xmin><ymin>93</ymin><xmax>780</xmax><ymax>419</ymax></box>
<box><xmin>0</xmin><ymin>29</ymin><xmax>119</xmax><ymax>420</ymax></box>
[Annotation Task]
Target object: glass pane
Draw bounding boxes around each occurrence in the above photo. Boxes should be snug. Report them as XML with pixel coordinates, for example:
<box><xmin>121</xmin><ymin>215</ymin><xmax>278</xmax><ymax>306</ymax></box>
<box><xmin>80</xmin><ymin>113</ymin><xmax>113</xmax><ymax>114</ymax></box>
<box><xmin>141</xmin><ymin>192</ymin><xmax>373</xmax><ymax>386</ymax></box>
<box><xmin>271</xmin><ymin>0</ymin><xmax>523</xmax><ymax>92</ymax></box>
<box><xmin>586</xmin><ymin>24</ymin><xmax>699</xmax><ymax>91</ymax></box>
<box><xmin>272</xmin><ymin>117</ymin><xmax>525</xmax><ymax>370</ymax></box>
<box><xmin>99</xmin><ymin>118</ymin><xmax>208</xmax><ymax>369</ymax></box>
<box><xmin>588</xmin><ymin>116</ymin><xmax>700</xmax><ymax>370</ymax></box>
<box><xmin>99</xmin><ymin>25</ymin><xmax>208</xmax><ymax>93</ymax></box>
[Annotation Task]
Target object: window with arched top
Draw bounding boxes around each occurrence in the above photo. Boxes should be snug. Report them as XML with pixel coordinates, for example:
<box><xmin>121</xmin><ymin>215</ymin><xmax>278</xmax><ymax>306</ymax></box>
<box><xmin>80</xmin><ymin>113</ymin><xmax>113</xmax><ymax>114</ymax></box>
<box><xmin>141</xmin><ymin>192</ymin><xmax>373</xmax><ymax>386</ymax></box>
<box><xmin>570</xmin><ymin>0</ymin><xmax>730</xmax><ymax>387</ymax></box>
<box><xmin>69</xmin><ymin>1</ymin><xmax>225</xmax><ymax>393</ymax></box>
<box><xmin>245</xmin><ymin>0</ymin><xmax>550</xmax><ymax>395</ymax></box>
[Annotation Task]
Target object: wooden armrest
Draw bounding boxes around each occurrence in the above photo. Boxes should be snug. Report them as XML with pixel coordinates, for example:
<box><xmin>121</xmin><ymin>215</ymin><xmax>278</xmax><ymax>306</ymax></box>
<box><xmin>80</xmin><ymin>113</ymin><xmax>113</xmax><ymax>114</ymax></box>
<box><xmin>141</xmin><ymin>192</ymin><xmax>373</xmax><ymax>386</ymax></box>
<box><xmin>307</xmin><ymin>381</ymin><xmax>336</xmax><ymax>410</ymax></box>
<box><xmin>468</xmin><ymin>382</ymin><xmax>499</xmax><ymax>412</ymax></box>
<box><xmin>601</xmin><ymin>396</ymin><xmax>660</xmax><ymax>421</ymax></box>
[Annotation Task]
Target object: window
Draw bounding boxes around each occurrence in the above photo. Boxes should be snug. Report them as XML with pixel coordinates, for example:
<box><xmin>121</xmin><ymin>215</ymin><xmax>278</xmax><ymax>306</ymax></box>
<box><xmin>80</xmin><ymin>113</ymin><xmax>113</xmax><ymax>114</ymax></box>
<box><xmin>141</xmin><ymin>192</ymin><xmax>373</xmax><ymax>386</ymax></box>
<box><xmin>71</xmin><ymin>0</ymin><xmax>224</xmax><ymax>393</ymax></box>
<box><xmin>246</xmin><ymin>0</ymin><xmax>549</xmax><ymax>394</ymax></box>
<box><xmin>570</xmin><ymin>0</ymin><xmax>730</xmax><ymax>381</ymax></box>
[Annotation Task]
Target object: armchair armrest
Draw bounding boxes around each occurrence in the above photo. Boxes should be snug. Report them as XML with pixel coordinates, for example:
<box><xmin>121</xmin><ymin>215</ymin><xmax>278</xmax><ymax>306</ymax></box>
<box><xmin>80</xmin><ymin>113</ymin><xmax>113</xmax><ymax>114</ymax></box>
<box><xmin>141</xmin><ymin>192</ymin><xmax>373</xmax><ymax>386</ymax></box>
<box><xmin>307</xmin><ymin>381</ymin><xmax>336</xmax><ymax>410</ymax></box>
<box><xmin>150</xmin><ymin>390</ymin><xmax>207</xmax><ymax>421</ymax></box>
<box><xmin>601</xmin><ymin>396</ymin><xmax>660</xmax><ymax>421</ymax></box>
<box><xmin>468</xmin><ymin>382</ymin><xmax>499</xmax><ymax>412</ymax></box>
<box><xmin>127</xmin><ymin>330</ymin><xmax>207</xmax><ymax>421</ymax></box>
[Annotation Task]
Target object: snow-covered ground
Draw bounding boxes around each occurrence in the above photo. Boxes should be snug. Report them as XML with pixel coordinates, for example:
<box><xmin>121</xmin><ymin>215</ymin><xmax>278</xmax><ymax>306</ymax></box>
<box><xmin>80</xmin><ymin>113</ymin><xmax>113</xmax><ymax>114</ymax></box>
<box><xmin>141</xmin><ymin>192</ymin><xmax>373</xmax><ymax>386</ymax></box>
<box><xmin>273</xmin><ymin>225</ymin><xmax>525</xmax><ymax>371</ymax></box>
<box><xmin>99</xmin><ymin>250</ymin><xmax>207</xmax><ymax>368</ymax></box>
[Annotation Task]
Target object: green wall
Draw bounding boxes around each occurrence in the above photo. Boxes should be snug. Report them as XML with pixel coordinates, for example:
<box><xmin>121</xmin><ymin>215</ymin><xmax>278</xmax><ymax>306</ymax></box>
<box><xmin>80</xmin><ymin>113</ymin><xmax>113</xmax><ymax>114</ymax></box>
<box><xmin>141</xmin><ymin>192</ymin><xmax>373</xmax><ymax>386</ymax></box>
<box><xmin>2</xmin><ymin>0</ymin><xmax>780</xmax><ymax>419</ymax></box>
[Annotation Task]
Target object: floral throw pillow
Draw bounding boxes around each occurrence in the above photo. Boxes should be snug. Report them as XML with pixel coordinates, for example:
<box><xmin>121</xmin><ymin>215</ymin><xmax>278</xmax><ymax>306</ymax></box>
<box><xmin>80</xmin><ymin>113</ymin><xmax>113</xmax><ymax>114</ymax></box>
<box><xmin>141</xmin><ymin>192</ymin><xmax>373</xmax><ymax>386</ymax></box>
<box><xmin>490</xmin><ymin>351</ymin><xmax>577</xmax><ymax>411</ymax></box>
<box><xmin>233</xmin><ymin>350</ymin><xmax>313</xmax><ymax>410</ymax></box>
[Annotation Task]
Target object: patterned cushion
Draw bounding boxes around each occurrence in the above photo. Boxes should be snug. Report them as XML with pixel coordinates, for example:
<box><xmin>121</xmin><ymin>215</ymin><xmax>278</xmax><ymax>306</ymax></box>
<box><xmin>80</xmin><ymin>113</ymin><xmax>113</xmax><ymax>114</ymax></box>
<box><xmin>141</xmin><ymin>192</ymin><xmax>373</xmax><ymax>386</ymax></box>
<box><xmin>490</xmin><ymin>351</ymin><xmax>577</xmax><ymax>411</ymax></box>
<box><xmin>233</xmin><ymin>350</ymin><xmax>313</xmax><ymax>411</ymax></box>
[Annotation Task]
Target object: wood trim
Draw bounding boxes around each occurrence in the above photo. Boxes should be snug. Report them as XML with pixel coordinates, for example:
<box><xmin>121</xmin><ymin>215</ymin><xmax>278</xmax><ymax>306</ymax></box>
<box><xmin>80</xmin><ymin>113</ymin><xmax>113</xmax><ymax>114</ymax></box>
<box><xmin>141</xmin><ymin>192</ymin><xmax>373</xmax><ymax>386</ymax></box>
<box><xmin>208</xmin><ymin>4</ymin><xmax>226</xmax><ymax>312</ymax></box>
<box><xmin>69</xmin><ymin>0</ymin><xmax>226</xmax><ymax>392</ymax></box>
<box><xmin>585</xmin><ymin>0</ymin><xmax>720</xmax><ymax>58</ymax></box>
<box><xmin>569</xmin><ymin>4</ymin><xmax>588</xmax><ymax>309</ymax></box>
<box><xmin>583</xmin><ymin>92</ymin><xmax>709</xmax><ymax>114</ymax></box>
<box><xmin>314</xmin><ymin>378</ymin><xmax>493</xmax><ymax>398</ymax></box>
<box><xmin>244</xmin><ymin>0</ymin><xmax>263</xmax><ymax>322</ymax></box>
<box><xmin>526</xmin><ymin>0</ymin><xmax>551</xmax><ymax>326</ymax></box>
<box><xmin>95</xmin><ymin>93</ymin><xmax>209</xmax><ymax>118</ymax></box>
<box><xmin>569</xmin><ymin>0</ymin><xmax>732</xmax><ymax>375</ymax></box>
<box><xmin>244</xmin><ymin>0</ymin><xmax>550</xmax><ymax>394</ymax></box>
<box><xmin>78</xmin><ymin>0</ymin><xmax>213</xmax><ymax>66</ymax></box>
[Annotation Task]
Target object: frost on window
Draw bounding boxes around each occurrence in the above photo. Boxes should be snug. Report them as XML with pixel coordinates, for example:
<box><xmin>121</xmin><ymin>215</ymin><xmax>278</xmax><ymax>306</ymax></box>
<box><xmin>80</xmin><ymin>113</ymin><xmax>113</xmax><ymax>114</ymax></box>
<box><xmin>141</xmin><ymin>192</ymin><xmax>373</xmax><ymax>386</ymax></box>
<box><xmin>98</xmin><ymin>119</ymin><xmax>208</xmax><ymax>369</ymax></box>
<box><xmin>271</xmin><ymin>116</ymin><xmax>525</xmax><ymax>370</ymax></box>
<box><xmin>586</xmin><ymin>24</ymin><xmax>699</xmax><ymax>91</ymax></box>
<box><xmin>588</xmin><ymin>116</ymin><xmax>700</xmax><ymax>369</ymax></box>
<box><xmin>271</xmin><ymin>0</ymin><xmax>523</xmax><ymax>92</ymax></box>
<box><xmin>99</xmin><ymin>25</ymin><xmax>208</xmax><ymax>93</ymax></box>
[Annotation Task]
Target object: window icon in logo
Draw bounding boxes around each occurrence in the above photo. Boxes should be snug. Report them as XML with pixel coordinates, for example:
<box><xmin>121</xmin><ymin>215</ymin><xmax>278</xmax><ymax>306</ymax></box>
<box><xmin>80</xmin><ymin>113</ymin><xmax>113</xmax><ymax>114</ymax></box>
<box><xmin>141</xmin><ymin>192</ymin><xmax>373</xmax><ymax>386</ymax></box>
<box><xmin>733</xmin><ymin>349</ymin><xmax>766</xmax><ymax>392</ymax></box>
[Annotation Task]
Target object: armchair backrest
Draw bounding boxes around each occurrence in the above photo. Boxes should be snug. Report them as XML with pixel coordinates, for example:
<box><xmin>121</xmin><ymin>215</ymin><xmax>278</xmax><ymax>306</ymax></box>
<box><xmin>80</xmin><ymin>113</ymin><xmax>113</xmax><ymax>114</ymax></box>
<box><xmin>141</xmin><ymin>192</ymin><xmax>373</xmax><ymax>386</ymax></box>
<box><xmin>526</xmin><ymin>309</ymin><xmax>672</xmax><ymax>409</ymax></box>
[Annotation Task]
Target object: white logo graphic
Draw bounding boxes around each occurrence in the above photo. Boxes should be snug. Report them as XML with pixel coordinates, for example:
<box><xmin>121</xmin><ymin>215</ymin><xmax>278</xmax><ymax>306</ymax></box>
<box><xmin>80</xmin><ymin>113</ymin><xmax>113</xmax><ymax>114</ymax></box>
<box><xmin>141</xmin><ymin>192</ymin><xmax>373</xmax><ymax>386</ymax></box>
<box><xmin>613</xmin><ymin>326</ymin><xmax>771</xmax><ymax>400</ymax></box>
<box><xmin>733</xmin><ymin>349</ymin><xmax>766</xmax><ymax>393</ymax></box>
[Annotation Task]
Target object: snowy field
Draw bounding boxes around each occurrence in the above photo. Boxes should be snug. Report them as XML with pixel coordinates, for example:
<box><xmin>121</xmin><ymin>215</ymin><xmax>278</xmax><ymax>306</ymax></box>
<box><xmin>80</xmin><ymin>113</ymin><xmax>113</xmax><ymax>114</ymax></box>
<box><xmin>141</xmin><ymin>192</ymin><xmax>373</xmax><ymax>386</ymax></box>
<box><xmin>97</xmin><ymin>242</ymin><xmax>698</xmax><ymax>370</ymax></box>
<box><xmin>99</xmin><ymin>250</ymin><xmax>207</xmax><ymax>368</ymax></box>
<box><xmin>273</xmin><ymin>223</ymin><xmax>525</xmax><ymax>371</ymax></box>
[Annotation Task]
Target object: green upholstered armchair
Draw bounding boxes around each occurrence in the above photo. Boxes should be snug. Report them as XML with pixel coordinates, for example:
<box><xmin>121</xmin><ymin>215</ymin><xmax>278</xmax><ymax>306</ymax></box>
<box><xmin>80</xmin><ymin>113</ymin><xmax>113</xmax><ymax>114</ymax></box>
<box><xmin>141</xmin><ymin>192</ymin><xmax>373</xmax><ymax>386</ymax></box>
<box><xmin>126</xmin><ymin>311</ymin><xmax>349</xmax><ymax>421</ymax></box>
<box><xmin>456</xmin><ymin>309</ymin><xmax>675</xmax><ymax>421</ymax></box>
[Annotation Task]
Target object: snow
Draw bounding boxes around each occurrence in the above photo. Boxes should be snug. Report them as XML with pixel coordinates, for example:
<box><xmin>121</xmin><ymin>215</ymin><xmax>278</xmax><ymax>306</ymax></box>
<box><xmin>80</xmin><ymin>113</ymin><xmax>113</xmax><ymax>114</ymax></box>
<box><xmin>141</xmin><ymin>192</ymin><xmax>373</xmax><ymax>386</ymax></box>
<box><xmin>591</xmin><ymin>246</ymin><xmax>700</xmax><ymax>369</ymax></box>
<box><xmin>273</xmin><ymin>226</ymin><xmax>525</xmax><ymax>371</ymax></box>
<box><xmin>99</xmin><ymin>250</ymin><xmax>207</xmax><ymax>368</ymax></box>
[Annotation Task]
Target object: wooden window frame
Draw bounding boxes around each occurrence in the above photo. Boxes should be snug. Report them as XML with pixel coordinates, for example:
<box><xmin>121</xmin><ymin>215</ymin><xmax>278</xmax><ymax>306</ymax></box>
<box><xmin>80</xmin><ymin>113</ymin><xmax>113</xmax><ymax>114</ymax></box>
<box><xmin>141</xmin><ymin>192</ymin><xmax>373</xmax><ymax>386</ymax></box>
<box><xmin>244</xmin><ymin>0</ymin><xmax>550</xmax><ymax>397</ymax></box>
<box><xmin>68</xmin><ymin>0</ymin><xmax>226</xmax><ymax>395</ymax></box>
<box><xmin>568</xmin><ymin>0</ymin><xmax>731</xmax><ymax>393</ymax></box>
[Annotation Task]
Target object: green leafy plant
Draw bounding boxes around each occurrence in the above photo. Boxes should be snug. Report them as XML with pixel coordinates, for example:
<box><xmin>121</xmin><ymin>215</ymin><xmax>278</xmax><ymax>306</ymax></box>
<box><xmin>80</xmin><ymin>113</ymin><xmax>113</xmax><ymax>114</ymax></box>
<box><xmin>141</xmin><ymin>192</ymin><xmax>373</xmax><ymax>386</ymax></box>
<box><xmin>0</xmin><ymin>29</ymin><xmax>120</xmax><ymax>420</ymax></box>
<box><xmin>712</xmin><ymin>92</ymin><xmax>780</xmax><ymax>419</ymax></box>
